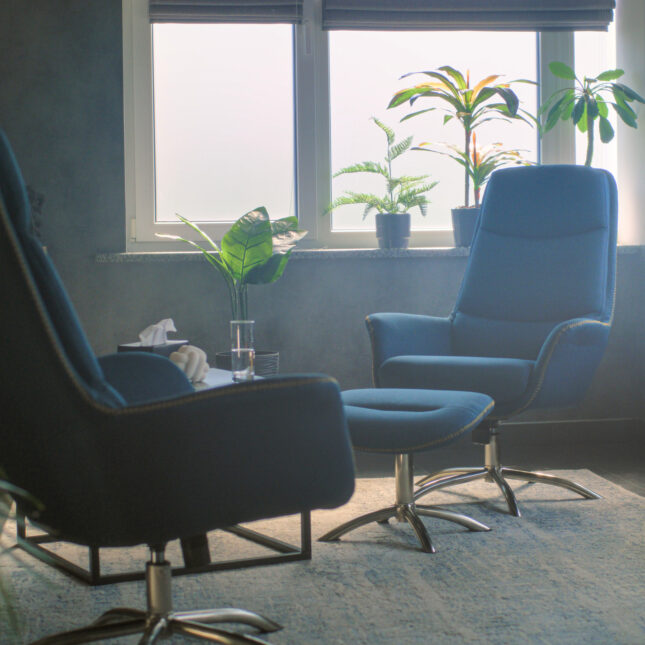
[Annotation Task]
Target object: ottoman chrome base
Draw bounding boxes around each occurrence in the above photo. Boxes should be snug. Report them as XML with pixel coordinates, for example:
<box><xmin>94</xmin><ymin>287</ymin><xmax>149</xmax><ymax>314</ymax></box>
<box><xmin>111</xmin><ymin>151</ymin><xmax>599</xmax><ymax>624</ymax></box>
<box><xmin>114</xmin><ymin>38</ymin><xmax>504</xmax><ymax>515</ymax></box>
<box><xmin>415</xmin><ymin>425</ymin><xmax>601</xmax><ymax>517</ymax></box>
<box><xmin>320</xmin><ymin>454</ymin><xmax>490</xmax><ymax>553</ymax></box>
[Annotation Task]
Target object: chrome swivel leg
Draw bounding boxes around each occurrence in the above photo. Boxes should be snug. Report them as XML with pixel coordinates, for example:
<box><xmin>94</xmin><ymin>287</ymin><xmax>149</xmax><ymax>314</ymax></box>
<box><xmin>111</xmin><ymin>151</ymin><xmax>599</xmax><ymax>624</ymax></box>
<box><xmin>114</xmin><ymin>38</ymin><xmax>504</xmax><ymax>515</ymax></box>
<box><xmin>320</xmin><ymin>453</ymin><xmax>489</xmax><ymax>553</ymax></box>
<box><xmin>414</xmin><ymin>425</ymin><xmax>600</xmax><ymax>517</ymax></box>
<box><xmin>502</xmin><ymin>467</ymin><xmax>601</xmax><ymax>500</ymax></box>
<box><xmin>32</xmin><ymin>547</ymin><xmax>282</xmax><ymax>645</ymax></box>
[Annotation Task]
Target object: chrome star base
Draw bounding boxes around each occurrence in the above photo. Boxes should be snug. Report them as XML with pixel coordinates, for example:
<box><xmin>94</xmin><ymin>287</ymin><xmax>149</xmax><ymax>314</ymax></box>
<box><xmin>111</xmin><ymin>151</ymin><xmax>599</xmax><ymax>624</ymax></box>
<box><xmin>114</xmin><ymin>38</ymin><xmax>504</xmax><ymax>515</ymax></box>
<box><xmin>320</xmin><ymin>453</ymin><xmax>490</xmax><ymax>553</ymax></box>
<box><xmin>32</xmin><ymin>547</ymin><xmax>281</xmax><ymax>645</ymax></box>
<box><xmin>415</xmin><ymin>424</ymin><xmax>601</xmax><ymax>517</ymax></box>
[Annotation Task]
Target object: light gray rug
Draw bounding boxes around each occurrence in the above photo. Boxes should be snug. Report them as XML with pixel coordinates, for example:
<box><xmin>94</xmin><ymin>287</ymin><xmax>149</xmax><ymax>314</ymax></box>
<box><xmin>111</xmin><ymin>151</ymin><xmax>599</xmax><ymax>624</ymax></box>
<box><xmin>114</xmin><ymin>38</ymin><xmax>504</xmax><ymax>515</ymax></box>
<box><xmin>1</xmin><ymin>470</ymin><xmax>644</xmax><ymax>644</ymax></box>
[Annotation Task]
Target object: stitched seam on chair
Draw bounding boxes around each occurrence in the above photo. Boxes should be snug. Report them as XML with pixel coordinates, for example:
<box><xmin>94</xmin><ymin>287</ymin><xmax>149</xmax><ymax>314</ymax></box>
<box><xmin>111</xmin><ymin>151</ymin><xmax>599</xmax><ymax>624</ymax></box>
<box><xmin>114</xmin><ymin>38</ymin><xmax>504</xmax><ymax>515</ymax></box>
<box><xmin>1</xmin><ymin>205</ymin><xmax>338</xmax><ymax>416</ymax></box>
<box><xmin>352</xmin><ymin>400</ymin><xmax>494</xmax><ymax>453</ymax></box>
<box><xmin>365</xmin><ymin>315</ymin><xmax>379</xmax><ymax>387</ymax></box>
<box><xmin>116</xmin><ymin>376</ymin><xmax>339</xmax><ymax>415</ymax></box>
<box><xmin>1</xmin><ymin>203</ymin><xmax>112</xmax><ymax>411</ymax></box>
<box><xmin>503</xmin><ymin>319</ymin><xmax>610</xmax><ymax>418</ymax></box>
<box><xmin>455</xmin><ymin>310</ymin><xmax>603</xmax><ymax>325</ymax></box>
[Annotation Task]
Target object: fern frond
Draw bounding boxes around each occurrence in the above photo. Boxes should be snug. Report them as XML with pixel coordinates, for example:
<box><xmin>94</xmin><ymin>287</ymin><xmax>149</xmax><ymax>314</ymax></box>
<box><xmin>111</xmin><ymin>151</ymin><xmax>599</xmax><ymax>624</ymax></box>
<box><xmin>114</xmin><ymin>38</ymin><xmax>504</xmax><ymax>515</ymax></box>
<box><xmin>389</xmin><ymin>136</ymin><xmax>413</xmax><ymax>161</ymax></box>
<box><xmin>333</xmin><ymin>161</ymin><xmax>388</xmax><ymax>177</ymax></box>
<box><xmin>372</xmin><ymin>117</ymin><xmax>395</xmax><ymax>145</ymax></box>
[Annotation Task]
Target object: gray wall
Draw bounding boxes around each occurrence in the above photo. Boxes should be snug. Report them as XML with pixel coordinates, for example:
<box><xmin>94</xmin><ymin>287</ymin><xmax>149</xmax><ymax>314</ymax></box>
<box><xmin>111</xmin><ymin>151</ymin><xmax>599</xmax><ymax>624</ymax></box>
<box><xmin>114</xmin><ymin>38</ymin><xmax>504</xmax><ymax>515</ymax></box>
<box><xmin>2</xmin><ymin>0</ymin><xmax>644</xmax><ymax>422</ymax></box>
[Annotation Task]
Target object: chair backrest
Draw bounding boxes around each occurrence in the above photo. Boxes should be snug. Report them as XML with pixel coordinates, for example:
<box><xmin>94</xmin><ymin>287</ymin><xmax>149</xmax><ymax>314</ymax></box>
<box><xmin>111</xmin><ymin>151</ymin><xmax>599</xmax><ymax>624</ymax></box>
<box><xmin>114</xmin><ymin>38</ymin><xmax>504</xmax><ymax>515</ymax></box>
<box><xmin>0</xmin><ymin>129</ymin><xmax>123</xmax><ymax>407</ymax></box>
<box><xmin>451</xmin><ymin>164</ymin><xmax>617</xmax><ymax>360</ymax></box>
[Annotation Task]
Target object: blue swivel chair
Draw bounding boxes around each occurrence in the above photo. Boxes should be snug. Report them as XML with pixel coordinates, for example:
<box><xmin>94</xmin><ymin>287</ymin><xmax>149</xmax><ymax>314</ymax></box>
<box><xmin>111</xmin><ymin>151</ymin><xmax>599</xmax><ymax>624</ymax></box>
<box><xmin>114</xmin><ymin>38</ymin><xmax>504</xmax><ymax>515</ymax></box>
<box><xmin>366</xmin><ymin>165</ymin><xmax>617</xmax><ymax>517</ymax></box>
<box><xmin>0</xmin><ymin>128</ymin><xmax>355</xmax><ymax>644</ymax></box>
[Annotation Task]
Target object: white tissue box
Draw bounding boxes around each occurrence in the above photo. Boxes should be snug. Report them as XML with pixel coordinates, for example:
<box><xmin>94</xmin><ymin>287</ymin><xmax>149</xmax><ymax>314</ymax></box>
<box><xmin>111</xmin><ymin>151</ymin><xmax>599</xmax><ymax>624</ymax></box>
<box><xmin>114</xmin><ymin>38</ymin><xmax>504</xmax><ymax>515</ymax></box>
<box><xmin>117</xmin><ymin>340</ymin><xmax>188</xmax><ymax>358</ymax></box>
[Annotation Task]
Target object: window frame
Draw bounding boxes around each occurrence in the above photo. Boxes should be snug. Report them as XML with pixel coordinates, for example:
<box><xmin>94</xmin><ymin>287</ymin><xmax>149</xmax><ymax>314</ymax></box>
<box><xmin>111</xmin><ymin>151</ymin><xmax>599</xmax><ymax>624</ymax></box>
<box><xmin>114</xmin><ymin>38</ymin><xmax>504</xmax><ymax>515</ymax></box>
<box><xmin>122</xmin><ymin>0</ymin><xmax>585</xmax><ymax>251</ymax></box>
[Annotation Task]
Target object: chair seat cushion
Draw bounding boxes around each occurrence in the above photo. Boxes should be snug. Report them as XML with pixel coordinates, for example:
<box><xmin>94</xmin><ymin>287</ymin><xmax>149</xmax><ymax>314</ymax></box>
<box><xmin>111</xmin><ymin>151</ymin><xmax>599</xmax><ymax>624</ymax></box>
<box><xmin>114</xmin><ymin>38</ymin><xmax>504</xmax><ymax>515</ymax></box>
<box><xmin>342</xmin><ymin>388</ymin><xmax>493</xmax><ymax>454</ymax></box>
<box><xmin>379</xmin><ymin>355</ymin><xmax>534</xmax><ymax>405</ymax></box>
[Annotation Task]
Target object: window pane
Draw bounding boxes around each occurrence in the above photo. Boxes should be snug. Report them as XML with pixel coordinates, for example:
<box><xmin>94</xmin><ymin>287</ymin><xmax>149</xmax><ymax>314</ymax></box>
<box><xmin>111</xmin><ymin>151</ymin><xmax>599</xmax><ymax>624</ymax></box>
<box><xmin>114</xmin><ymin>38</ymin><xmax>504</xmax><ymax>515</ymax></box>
<box><xmin>575</xmin><ymin>24</ymin><xmax>617</xmax><ymax>179</ymax></box>
<box><xmin>329</xmin><ymin>31</ymin><xmax>537</xmax><ymax>231</ymax></box>
<box><xmin>152</xmin><ymin>24</ymin><xmax>295</xmax><ymax>223</ymax></box>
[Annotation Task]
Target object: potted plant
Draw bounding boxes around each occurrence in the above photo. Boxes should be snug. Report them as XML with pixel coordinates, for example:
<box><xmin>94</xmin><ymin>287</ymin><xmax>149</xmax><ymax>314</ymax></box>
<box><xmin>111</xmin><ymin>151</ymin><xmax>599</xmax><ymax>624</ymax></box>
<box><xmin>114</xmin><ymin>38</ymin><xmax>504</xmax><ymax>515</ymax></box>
<box><xmin>325</xmin><ymin>117</ymin><xmax>437</xmax><ymax>249</ymax></box>
<box><xmin>414</xmin><ymin>134</ymin><xmax>530</xmax><ymax>245</ymax></box>
<box><xmin>158</xmin><ymin>207</ymin><xmax>306</xmax><ymax>375</ymax></box>
<box><xmin>388</xmin><ymin>66</ymin><xmax>534</xmax><ymax>245</ymax></box>
<box><xmin>540</xmin><ymin>62</ymin><xmax>645</xmax><ymax>166</ymax></box>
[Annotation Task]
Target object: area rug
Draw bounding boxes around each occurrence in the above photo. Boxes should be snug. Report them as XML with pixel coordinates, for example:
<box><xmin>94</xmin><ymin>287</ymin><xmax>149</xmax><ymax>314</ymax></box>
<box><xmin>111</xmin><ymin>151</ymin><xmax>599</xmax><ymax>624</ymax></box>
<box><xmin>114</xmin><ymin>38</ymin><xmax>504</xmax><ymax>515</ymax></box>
<box><xmin>1</xmin><ymin>470</ymin><xmax>644</xmax><ymax>644</ymax></box>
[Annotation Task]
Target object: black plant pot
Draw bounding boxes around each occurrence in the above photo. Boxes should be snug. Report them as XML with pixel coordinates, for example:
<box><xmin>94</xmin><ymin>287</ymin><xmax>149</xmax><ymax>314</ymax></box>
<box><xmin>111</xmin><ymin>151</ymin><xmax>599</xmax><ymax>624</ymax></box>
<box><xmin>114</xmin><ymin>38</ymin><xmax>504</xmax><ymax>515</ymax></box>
<box><xmin>451</xmin><ymin>207</ymin><xmax>480</xmax><ymax>247</ymax></box>
<box><xmin>215</xmin><ymin>350</ymin><xmax>279</xmax><ymax>376</ymax></box>
<box><xmin>375</xmin><ymin>212</ymin><xmax>411</xmax><ymax>249</ymax></box>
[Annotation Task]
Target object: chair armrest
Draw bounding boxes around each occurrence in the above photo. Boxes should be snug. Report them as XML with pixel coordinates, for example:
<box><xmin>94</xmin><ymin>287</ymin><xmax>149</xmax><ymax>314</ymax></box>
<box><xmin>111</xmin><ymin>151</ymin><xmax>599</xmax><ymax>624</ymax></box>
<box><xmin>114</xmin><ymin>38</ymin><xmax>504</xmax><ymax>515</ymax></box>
<box><xmin>365</xmin><ymin>313</ymin><xmax>452</xmax><ymax>386</ymax></box>
<box><xmin>98</xmin><ymin>352</ymin><xmax>194</xmax><ymax>405</ymax></box>
<box><xmin>521</xmin><ymin>317</ymin><xmax>611</xmax><ymax>412</ymax></box>
<box><xmin>57</xmin><ymin>374</ymin><xmax>355</xmax><ymax>546</ymax></box>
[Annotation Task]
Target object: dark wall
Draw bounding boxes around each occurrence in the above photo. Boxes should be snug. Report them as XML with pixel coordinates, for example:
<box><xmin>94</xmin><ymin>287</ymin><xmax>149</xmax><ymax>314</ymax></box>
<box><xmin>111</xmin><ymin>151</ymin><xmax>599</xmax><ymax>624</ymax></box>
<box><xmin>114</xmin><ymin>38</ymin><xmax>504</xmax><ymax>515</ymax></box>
<box><xmin>1</xmin><ymin>0</ymin><xmax>644</xmax><ymax>422</ymax></box>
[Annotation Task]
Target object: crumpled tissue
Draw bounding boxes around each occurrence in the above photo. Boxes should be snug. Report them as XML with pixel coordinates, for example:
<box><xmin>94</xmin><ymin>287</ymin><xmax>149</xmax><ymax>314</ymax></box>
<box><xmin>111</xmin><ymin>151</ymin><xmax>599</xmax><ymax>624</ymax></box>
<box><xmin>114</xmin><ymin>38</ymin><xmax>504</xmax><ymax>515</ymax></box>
<box><xmin>170</xmin><ymin>345</ymin><xmax>209</xmax><ymax>383</ymax></box>
<box><xmin>139</xmin><ymin>318</ymin><xmax>177</xmax><ymax>346</ymax></box>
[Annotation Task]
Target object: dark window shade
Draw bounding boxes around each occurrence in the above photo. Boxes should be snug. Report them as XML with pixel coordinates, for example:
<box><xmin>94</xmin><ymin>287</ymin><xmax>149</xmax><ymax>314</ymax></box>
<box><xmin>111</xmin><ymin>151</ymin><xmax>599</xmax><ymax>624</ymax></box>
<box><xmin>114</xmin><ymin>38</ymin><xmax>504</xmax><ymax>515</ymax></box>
<box><xmin>322</xmin><ymin>1</ymin><xmax>615</xmax><ymax>32</ymax></box>
<box><xmin>149</xmin><ymin>0</ymin><xmax>303</xmax><ymax>24</ymax></box>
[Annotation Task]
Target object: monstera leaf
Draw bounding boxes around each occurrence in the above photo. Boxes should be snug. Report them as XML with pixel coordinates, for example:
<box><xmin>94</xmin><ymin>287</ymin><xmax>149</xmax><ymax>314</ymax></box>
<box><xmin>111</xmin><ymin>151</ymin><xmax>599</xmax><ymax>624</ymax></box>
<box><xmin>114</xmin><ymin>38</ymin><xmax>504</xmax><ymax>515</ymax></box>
<box><xmin>221</xmin><ymin>209</ymin><xmax>306</xmax><ymax>285</ymax></box>
<box><xmin>245</xmin><ymin>217</ymin><xmax>307</xmax><ymax>285</ymax></box>
<box><xmin>220</xmin><ymin>207</ymin><xmax>274</xmax><ymax>283</ymax></box>
<box><xmin>157</xmin><ymin>207</ymin><xmax>307</xmax><ymax>319</ymax></box>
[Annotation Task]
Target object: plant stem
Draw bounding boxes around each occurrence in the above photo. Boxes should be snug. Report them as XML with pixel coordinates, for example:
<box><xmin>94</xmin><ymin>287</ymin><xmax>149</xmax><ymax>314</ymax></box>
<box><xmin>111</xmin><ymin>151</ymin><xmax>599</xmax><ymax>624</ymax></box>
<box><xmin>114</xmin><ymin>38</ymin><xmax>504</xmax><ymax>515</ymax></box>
<box><xmin>464</xmin><ymin>129</ymin><xmax>471</xmax><ymax>207</ymax></box>
<box><xmin>226</xmin><ymin>278</ymin><xmax>239</xmax><ymax>320</ymax></box>
<box><xmin>387</xmin><ymin>138</ymin><xmax>394</xmax><ymax>210</ymax></box>
<box><xmin>239</xmin><ymin>284</ymin><xmax>248</xmax><ymax>320</ymax></box>
<box><xmin>232</xmin><ymin>284</ymin><xmax>247</xmax><ymax>321</ymax></box>
<box><xmin>585</xmin><ymin>111</ymin><xmax>594</xmax><ymax>166</ymax></box>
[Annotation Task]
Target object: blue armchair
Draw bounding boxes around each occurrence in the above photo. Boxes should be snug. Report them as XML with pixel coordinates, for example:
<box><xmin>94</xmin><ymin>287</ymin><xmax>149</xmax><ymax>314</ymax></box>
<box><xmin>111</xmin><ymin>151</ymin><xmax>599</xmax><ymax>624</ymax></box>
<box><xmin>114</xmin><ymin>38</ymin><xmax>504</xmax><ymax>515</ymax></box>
<box><xmin>367</xmin><ymin>165</ymin><xmax>617</xmax><ymax>517</ymax></box>
<box><xmin>0</xmin><ymin>129</ymin><xmax>355</xmax><ymax>643</ymax></box>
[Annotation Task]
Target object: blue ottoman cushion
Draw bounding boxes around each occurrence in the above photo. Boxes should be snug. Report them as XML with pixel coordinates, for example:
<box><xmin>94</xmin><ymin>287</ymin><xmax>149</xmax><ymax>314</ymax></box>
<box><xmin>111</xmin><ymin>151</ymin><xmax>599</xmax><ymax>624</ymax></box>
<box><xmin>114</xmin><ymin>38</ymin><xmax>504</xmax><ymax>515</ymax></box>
<box><xmin>342</xmin><ymin>389</ymin><xmax>494</xmax><ymax>454</ymax></box>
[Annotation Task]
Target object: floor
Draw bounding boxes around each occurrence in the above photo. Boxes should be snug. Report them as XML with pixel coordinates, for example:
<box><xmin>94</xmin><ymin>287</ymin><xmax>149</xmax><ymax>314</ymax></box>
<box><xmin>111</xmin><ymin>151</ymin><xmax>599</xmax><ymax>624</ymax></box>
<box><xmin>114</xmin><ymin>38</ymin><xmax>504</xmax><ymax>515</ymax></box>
<box><xmin>354</xmin><ymin>419</ymin><xmax>645</xmax><ymax>496</ymax></box>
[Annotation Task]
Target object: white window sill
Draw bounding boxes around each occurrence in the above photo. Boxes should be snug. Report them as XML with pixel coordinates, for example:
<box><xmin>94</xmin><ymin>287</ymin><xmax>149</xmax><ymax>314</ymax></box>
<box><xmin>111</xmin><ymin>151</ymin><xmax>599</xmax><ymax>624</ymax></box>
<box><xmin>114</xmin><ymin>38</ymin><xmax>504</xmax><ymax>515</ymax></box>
<box><xmin>96</xmin><ymin>244</ymin><xmax>641</xmax><ymax>263</ymax></box>
<box><xmin>96</xmin><ymin>246</ymin><xmax>472</xmax><ymax>263</ymax></box>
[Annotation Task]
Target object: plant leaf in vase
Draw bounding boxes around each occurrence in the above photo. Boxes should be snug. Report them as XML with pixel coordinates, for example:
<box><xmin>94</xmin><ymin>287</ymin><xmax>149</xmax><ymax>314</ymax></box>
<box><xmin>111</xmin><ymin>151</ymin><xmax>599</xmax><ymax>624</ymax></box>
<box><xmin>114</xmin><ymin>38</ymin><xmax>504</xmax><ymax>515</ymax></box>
<box><xmin>157</xmin><ymin>207</ymin><xmax>306</xmax><ymax>320</ymax></box>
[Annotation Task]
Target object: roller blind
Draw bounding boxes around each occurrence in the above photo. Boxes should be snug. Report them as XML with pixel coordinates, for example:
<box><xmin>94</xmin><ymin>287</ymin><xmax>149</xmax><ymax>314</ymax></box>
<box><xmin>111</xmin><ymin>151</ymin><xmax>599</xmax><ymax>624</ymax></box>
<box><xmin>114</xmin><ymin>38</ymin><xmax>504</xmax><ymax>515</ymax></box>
<box><xmin>149</xmin><ymin>0</ymin><xmax>303</xmax><ymax>24</ymax></box>
<box><xmin>322</xmin><ymin>1</ymin><xmax>616</xmax><ymax>32</ymax></box>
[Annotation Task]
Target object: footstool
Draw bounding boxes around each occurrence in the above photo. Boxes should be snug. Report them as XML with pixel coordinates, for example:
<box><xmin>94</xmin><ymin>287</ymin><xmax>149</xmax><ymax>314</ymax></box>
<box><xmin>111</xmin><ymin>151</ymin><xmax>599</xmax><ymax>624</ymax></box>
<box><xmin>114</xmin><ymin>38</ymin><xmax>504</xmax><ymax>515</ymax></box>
<box><xmin>319</xmin><ymin>388</ymin><xmax>494</xmax><ymax>553</ymax></box>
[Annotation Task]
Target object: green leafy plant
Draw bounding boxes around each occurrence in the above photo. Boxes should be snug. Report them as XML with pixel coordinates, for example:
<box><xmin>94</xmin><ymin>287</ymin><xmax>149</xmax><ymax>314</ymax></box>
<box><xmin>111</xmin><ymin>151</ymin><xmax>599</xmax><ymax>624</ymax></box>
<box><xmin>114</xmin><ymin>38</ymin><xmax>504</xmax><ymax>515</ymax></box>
<box><xmin>414</xmin><ymin>133</ymin><xmax>530</xmax><ymax>207</ymax></box>
<box><xmin>389</xmin><ymin>66</ymin><xmax>534</xmax><ymax>207</ymax></box>
<box><xmin>540</xmin><ymin>61</ymin><xmax>645</xmax><ymax>166</ymax></box>
<box><xmin>158</xmin><ymin>207</ymin><xmax>306</xmax><ymax>320</ymax></box>
<box><xmin>325</xmin><ymin>117</ymin><xmax>437</xmax><ymax>218</ymax></box>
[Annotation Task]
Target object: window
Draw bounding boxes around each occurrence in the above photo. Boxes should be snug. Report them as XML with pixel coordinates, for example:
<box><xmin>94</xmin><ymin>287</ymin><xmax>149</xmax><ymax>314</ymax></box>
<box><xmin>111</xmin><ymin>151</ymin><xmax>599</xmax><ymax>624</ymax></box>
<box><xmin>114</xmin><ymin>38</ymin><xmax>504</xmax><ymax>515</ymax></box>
<box><xmin>329</xmin><ymin>30</ymin><xmax>537</xmax><ymax>232</ymax></box>
<box><xmin>123</xmin><ymin>0</ymin><xmax>618</xmax><ymax>250</ymax></box>
<box><xmin>574</xmin><ymin>23</ymin><xmax>617</xmax><ymax>178</ymax></box>
<box><xmin>152</xmin><ymin>23</ymin><xmax>295</xmax><ymax>225</ymax></box>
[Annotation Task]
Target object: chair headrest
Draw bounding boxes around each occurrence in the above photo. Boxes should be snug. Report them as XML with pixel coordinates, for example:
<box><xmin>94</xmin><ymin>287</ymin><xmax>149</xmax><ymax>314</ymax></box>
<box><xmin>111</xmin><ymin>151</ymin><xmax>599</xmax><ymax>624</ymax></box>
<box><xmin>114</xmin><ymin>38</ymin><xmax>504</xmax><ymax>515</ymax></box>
<box><xmin>480</xmin><ymin>165</ymin><xmax>614</xmax><ymax>238</ymax></box>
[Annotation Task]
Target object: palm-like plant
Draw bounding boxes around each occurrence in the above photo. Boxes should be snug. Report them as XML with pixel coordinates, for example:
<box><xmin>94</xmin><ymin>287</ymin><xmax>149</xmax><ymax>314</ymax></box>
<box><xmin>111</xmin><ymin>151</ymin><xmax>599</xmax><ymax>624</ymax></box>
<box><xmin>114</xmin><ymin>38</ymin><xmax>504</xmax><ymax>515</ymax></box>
<box><xmin>540</xmin><ymin>62</ymin><xmax>645</xmax><ymax>166</ymax></box>
<box><xmin>389</xmin><ymin>66</ymin><xmax>534</xmax><ymax>207</ymax></box>
<box><xmin>414</xmin><ymin>133</ymin><xmax>529</xmax><ymax>207</ymax></box>
<box><xmin>326</xmin><ymin>117</ymin><xmax>437</xmax><ymax>219</ymax></box>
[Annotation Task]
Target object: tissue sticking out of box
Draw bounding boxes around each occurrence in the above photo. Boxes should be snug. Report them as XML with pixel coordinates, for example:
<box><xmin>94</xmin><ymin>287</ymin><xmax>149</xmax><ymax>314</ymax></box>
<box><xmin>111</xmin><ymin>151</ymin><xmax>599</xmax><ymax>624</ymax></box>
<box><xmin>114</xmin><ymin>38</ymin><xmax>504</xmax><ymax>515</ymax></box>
<box><xmin>139</xmin><ymin>318</ymin><xmax>177</xmax><ymax>346</ymax></box>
